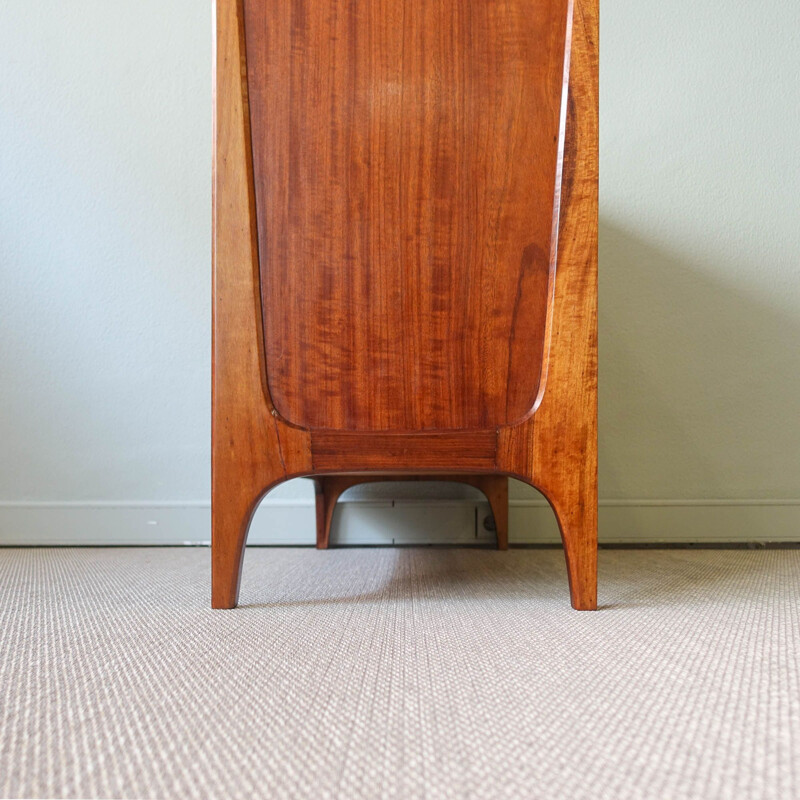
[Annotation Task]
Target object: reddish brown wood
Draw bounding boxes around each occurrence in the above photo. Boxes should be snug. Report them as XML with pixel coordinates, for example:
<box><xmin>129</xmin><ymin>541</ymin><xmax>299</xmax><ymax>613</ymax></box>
<box><xmin>212</xmin><ymin>0</ymin><xmax>311</xmax><ymax>608</ymax></box>
<box><xmin>314</xmin><ymin>478</ymin><xmax>344</xmax><ymax>550</ymax></box>
<box><xmin>311</xmin><ymin>431</ymin><xmax>497</xmax><ymax>472</ymax></box>
<box><xmin>314</xmin><ymin>475</ymin><xmax>508</xmax><ymax>550</ymax></box>
<box><xmin>497</xmin><ymin>0</ymin><xmax>598</xmax><ymax>609</ymax></box>
<box><xmin>243</xmin><ymin>0</ymin><xmax>569</xmax><ymax>432</ymax></box>
<box><xmin>213</xmin><ymin>0</ymin><xmax>597</xmax><ymax>609</ymax></box>
<box><xmin>479</xmin><ymin>476</ymin><xmax>510</xmax><ymax>552</ymax></box>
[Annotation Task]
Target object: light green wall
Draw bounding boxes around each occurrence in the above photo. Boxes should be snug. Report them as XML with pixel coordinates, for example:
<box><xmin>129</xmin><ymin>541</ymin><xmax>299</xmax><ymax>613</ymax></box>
<box><xmin>599</xmin><ymin>0</ymin><xmax>800</xmax><ymax>502</ymax></box>
<box><xmin>1</xmin><ymin>1</ymin><xmax>798</xmax><ymax>540</ymax></box>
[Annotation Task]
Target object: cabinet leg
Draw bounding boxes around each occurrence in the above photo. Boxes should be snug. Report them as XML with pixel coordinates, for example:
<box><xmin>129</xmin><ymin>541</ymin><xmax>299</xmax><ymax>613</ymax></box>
<box><xmin>476</xmin><ymin>476</ymin><xmax>508</xmax><ymax>550</ymax></box>
<box><xmin>519</xmin><ymin>475</ymin><xmax>596</xmax><ymax>610</ymax></box>
<box><xmin>212</xmin><ymin>477</ymin><xmax>277</xmax><ymax>609</ymax></box>
<box><xmin>544</xmin><ymin>481</ymin><xmax>597</xmax><ymax>610</ymax></box>
<box><xmin>314</xmin><ymin>478</ymin><xmax>348</xmax><ymax>549</ymax></box>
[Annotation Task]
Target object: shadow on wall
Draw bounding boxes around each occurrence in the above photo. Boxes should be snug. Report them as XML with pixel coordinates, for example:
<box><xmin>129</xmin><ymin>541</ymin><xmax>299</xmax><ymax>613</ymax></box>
<box><xmin>597</xmin><ymin>219</ymin><xmax>800</xmax><ymax>502</ymax></box>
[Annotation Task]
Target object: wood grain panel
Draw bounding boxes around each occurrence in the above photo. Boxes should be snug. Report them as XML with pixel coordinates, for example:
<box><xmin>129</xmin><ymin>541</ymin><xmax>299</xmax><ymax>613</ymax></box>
<box><xmin>243</xmin><ymin>0</ymin><xmax>572</xmax><ymax>431</ymax></box>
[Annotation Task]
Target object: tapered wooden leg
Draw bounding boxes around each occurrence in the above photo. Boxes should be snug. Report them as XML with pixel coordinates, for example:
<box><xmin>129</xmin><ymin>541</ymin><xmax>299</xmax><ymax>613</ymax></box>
<box><xmin>212</xmin><ymin>486</ymin><xmax>255</xmax><ymax>609</ymax></box>
<box><xmin>314</xmin><ymin>480</ymin><xmax>327</xmax><ymax>548</ymax></box>
<box><xmin>537</xmin><ymin>480</ymin><xmax>597</xmax><ymax>610</ymax></box>
<box><xmin>212</xmin><ymin>477</ymin><xmax>276</xmax><ymax>609</ymax></box>
<box><xmin>474</xmin><ymin>476</ymin><xmax>508</xmax><ymax>550</ymax></box>
<box><xmin>314</xmin><ymin>477</ymin><xmax>352</xmax><ymax>549</ymax></box>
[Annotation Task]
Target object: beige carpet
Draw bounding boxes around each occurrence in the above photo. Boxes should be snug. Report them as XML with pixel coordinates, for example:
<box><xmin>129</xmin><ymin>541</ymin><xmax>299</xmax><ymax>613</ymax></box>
<box><xmin>1</xmin><ymin>547</ymin><xmax>798</xmax><ymax>800</ymax></box>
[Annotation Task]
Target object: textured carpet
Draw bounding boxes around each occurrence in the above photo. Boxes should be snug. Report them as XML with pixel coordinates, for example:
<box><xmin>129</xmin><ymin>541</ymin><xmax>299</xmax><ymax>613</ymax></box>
<box><xmin>1</xmin><ymin>547</ymin><xmax>798</xmax><ymax>800</ymax></box>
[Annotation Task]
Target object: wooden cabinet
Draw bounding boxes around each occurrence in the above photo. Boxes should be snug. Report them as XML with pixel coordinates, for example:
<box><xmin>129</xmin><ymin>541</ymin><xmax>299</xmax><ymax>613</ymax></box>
<box><xmin>212</xmin><ymin>0</ymin><xmax>598</xmax><ymax>608</ymax></box>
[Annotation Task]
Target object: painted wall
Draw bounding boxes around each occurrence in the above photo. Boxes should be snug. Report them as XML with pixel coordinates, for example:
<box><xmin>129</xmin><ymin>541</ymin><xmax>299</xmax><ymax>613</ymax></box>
<box><xmin>1</xmin><ymin>0</ymin><xmax>799</xmax><ymax>544</ymax></box>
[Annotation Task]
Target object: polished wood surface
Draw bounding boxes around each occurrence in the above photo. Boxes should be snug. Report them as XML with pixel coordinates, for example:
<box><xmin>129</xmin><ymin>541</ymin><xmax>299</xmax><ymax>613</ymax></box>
<box><xmin>212</xmin><ymin>0</ymin><xmax>312</xmax><ymax>609</ymax></box>
<box><xmin>311</xmin><ymin>431</ymin><xmax>496</xmax><ymax>472</ymax></box>
<box><xmin>314</xmin><ymin>475</ymin><xmax>508</xmax><ymax>550</ymax></box>
<box><xmin>213</xmin><ymin>0</ymin><xmax>597</xmax><ymax>610</ymax></box>
<box><xmin>243</xmin><ymin>0</ymin><xmax>570</xmax><ymax>431</ymax></box>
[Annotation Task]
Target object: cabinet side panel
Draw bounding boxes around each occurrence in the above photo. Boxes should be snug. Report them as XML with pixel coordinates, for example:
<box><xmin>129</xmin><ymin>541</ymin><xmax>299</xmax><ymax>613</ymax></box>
<box><xmin>244</xmin><ymin>0</ymin><xmax>571</xmax><ymax>431</ymax></box>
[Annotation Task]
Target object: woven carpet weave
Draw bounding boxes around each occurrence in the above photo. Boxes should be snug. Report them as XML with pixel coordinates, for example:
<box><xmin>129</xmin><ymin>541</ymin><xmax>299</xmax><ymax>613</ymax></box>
<box><xmin>1</xmin><ymin>547</ymin><xmax>798</xmax><ymax>799</ymax></box>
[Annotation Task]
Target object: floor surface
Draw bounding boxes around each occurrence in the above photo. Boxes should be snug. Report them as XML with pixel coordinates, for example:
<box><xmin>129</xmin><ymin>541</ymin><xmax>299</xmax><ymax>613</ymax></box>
<box><xmin>1</xmin><ymin>547</ymin><xmax>798</xmax><ymax>799</ymax></box>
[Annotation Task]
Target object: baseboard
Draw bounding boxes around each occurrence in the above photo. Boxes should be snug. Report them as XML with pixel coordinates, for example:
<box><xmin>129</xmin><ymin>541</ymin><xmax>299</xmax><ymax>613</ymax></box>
<box><xmin>0</xmin><ymin>499</ymin><xmax>798</xmax><ymax>546</ymax></box>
